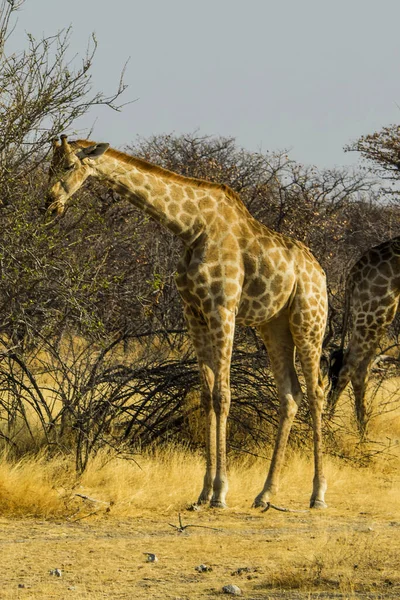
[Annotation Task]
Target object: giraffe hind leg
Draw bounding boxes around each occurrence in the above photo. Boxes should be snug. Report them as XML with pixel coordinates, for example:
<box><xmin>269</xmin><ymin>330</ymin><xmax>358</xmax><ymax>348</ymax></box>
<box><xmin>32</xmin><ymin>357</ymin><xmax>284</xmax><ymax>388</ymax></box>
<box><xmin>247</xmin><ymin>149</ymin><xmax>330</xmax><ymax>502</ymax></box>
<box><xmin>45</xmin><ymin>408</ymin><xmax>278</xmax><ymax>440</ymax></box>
<box><xmin>326</xmin><ymin>348</ymin><xmax>347</xmax><ymax>418</ymax></box>
<box><xmin>299</xmin><ymin>355</ymin><xmax>327</xmax><ymax>509</ymax></box>
<box><xmin>351</xmin><ymin>347</ymin><xmax>378</xmax><ymax>437</ymax></box>
<box><xmin>327</xmin><ymin>339</ymin><xmax>367</xmax><ymax>422</ymax></box>
<box><xmin>330</xmin><ymin>335</ymin><xmax>381</xmax><ymax>436</ymax></box>
<box><xmin>253</xmin><ymin>315</ymin><xmax>303</xmax><ymax>508</ymax></box>
<box><xmin>350</xmin><ymin>317</ymin><xmax>398</xmax><ymax>436</ymax></box>
<box><xmin>290</xmin><ymin>300</ymin><xmax>327</xmax><ymax>509</ymax></box>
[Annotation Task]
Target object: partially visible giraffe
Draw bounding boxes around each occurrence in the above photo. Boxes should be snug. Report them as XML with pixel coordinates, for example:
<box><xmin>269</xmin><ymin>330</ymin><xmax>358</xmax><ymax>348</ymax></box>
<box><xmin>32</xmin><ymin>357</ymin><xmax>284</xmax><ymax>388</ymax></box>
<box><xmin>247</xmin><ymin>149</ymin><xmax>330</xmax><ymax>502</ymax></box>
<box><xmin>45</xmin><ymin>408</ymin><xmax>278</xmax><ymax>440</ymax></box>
<box><xmin>328</xmin><ymin>236</ymin><xmax>400</xmax><ymax>434</ymax></box>
<box><xmin>47</xmin><ymin>135</ymin><xmax>328</xmax><ymax>509</ymax></box>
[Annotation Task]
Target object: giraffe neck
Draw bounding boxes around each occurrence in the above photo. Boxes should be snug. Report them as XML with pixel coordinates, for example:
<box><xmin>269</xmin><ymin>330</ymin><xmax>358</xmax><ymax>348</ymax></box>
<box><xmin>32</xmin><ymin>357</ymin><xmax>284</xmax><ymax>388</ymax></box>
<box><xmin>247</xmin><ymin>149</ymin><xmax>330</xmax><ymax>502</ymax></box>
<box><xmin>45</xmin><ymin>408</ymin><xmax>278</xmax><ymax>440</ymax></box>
<box><xmin>92</xmin><ymin>153</ymin><xmax>205</xmax><ymax>244</ymax></box>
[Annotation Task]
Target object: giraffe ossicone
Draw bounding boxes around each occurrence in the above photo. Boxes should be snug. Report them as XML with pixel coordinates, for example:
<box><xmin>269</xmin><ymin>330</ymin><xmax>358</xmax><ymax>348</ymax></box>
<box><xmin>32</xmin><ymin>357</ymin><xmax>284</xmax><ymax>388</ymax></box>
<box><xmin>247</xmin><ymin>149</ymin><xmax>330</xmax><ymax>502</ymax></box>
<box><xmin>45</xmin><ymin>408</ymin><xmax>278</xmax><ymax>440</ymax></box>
<box><xmin>47</xmin><ymin>135</ymin><xmax>329</xmax><ymax>509</ymax></box>
<box><xmin>328</xmin><ymin>236</ymin><xmax>400</xmax><ymax>435</ymax></box>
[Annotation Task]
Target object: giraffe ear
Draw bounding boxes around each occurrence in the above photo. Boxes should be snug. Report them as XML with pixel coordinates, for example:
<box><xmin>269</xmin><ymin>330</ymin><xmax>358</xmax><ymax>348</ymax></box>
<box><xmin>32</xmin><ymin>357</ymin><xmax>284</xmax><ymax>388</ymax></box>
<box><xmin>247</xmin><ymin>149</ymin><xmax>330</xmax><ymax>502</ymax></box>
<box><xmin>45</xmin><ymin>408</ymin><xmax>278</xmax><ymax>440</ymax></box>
<box><xmin>76</xmin><ymin>143</ymin><xmax>110</xmax><ymax>160</ymax></box>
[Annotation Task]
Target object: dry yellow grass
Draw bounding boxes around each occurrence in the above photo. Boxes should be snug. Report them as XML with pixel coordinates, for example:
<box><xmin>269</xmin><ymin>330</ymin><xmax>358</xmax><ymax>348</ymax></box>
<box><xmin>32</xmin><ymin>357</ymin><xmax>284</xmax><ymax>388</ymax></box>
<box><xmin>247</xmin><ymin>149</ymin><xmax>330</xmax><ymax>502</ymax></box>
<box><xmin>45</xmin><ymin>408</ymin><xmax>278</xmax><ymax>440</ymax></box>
<box><xmin>0</xmin><ymin>379</ymin><xmax>399</xmax><ymax>598</ymax></box>
<box><xmin>0</xmin><ymin>450</ymin><xmax>399</xmax><ymax>599</ymax></box>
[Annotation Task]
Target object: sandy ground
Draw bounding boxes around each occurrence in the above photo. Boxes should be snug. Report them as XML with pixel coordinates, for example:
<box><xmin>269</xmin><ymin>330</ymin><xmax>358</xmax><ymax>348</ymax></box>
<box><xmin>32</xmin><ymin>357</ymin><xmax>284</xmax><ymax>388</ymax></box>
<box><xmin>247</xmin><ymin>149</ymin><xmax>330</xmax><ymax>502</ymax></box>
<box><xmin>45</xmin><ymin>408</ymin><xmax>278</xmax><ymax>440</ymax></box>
<box><xmin>1</xmin><ymin>379</ymin><xmax>399</xmax><ymax>599</ymax></box>
<box><xmin>0</xmin><ymin>503</ymin><xmax>399</xmax><ymax>600</ymax></box>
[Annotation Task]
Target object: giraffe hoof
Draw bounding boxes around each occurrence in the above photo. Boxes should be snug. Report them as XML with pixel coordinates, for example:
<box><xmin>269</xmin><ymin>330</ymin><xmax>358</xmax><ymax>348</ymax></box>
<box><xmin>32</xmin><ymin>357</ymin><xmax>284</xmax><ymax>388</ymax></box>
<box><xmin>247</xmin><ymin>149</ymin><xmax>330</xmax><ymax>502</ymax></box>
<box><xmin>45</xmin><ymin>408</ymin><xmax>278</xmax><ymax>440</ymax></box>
<box><xmin>197</xmin><ymin>493</ymin><xmax>212</xmax><ymax>505</ymax></box>
<box><xmin>310</xmin><ymin>499</ymin><xmax>327</xmax><ymax>509</ymax></box>
<box><xmin>210</xmin><ymin>500</ymin><xmax>228</xmax><ymax>509</ymax></box>
<box><xmin>252</xmin><ymin>497</ymin><xmax>268</xmax><ymax>509</ymax></box>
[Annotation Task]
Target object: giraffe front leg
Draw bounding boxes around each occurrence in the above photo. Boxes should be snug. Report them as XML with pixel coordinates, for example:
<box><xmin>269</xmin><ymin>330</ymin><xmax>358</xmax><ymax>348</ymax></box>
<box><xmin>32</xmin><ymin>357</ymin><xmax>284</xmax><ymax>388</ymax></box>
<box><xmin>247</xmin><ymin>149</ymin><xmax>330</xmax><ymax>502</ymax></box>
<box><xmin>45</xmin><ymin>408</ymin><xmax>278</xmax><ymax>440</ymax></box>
<box><xmin>183</xmin><ymin>305</ymin><xmax>217</xmax><ymax>506</ymax></box>
<box><xmin>197</xmin><ymin>374</ymin><xmax>216</xmax><ymax>505</ymax></box>
<box><xmin>210</xmin><ymin>380</ymin><xmax>231</xmax><ymax>508</ymax></box>
<box><xmin>184</xmin><ymin>301</ymin><xmax>235</xmax><ymax>508</ymax></box>
<box><xmin>210</xmin><ymin>308</ymin><xmax>235</xmax><ymax>509</ymax></box>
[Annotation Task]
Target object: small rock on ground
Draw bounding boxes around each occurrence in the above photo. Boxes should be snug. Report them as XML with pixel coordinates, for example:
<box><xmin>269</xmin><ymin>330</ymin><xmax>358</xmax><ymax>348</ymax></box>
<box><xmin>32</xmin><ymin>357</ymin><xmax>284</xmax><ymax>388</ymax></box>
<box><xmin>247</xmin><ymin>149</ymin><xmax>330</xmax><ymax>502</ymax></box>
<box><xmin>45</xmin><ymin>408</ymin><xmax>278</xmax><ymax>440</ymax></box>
<box><xmin>49</xmin><ymin>569</ymin><xmax>62</xmax><ymax>577</ymax></box>
<box><xmin>195</xmin><ymin>564</ymin><xmax>212</xmax><ymax>572</ymax></box>
<box><xmin>222</xmin><ymin>584</ymin><xmax>242</xmax><ymax>595</ymax></box>
<box><xmin>143</xmin><ymin>553</ymin><xmax>158</xmax><ymax>562</ymax></box>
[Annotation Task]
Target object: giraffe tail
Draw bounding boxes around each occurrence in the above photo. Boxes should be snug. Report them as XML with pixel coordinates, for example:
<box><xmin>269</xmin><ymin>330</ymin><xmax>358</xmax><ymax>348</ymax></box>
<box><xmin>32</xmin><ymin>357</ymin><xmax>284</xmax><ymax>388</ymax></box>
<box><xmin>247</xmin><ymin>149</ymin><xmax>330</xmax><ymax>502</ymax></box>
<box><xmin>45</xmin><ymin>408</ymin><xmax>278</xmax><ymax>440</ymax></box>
<box><xmin>327</xmin><ymin>347</ymin><xmax>345</xmax><ymax>393</ymax></box>
<box><xmin>327</xmin><ymin>272</ymin><xmax>354</xmax><ymax>396</ymax></box>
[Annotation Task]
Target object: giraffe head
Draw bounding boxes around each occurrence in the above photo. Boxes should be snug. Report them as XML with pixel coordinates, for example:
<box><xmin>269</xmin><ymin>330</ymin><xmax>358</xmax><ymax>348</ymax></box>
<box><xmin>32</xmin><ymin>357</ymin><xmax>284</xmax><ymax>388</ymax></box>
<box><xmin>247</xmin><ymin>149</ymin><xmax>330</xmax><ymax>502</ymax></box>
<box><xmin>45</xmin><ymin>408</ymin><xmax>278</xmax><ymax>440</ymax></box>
<box><xmin>47</xmin><ymin>135</ymin><xmax>109</xmax><ymax>215</ymax></box>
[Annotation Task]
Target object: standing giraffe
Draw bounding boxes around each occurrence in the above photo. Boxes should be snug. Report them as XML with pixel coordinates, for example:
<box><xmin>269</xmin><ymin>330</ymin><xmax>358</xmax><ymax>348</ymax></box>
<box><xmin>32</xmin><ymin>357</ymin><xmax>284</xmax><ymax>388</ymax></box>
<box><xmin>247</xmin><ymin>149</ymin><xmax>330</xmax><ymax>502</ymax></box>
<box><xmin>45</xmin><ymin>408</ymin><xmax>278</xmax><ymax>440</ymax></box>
<box><xmin>328</xmin><ymin>236</ymin><xmax>400</xmax><ymax>434</ymax></box>
<box><xmin>47</xmin><ymin>135</ymin><xmax>328</xmax><ymax>509</ymax></box>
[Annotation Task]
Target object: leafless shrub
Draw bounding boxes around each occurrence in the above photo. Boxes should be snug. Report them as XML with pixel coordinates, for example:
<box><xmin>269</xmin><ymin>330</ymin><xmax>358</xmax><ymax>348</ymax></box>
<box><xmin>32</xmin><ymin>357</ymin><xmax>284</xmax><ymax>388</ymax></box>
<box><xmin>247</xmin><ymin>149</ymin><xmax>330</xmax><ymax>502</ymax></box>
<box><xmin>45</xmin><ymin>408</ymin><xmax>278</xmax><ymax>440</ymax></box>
<box><xmin>0</xmin><ymin>329</ymin><xmax>283</xmax><ymax>473</ymax></box>
<box><xmin>0</xmin><ymin>0</ymin><xmax>127</xmax><ymax>204</ymax></box>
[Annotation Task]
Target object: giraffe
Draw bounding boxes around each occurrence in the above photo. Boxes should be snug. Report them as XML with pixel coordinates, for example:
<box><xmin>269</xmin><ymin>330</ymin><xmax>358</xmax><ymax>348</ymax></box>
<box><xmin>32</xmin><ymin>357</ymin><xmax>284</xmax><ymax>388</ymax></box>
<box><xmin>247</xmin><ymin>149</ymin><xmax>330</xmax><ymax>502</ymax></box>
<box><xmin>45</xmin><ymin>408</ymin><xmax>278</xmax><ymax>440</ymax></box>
<box><xmin>327</xmin><ymin>236</ymin><xmax>400</xmax><ymax>435</ymax></box>
<box><xmin>47</xmin><ymin>134</ymin><xmax>328</xmax><ymax>509</ymax></box>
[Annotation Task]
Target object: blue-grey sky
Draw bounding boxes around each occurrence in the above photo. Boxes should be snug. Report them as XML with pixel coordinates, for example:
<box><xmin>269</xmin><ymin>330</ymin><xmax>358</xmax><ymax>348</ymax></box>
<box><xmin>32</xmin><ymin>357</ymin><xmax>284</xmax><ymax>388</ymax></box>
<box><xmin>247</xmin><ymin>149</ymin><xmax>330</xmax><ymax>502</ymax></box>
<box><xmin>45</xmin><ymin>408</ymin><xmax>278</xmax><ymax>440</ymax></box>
<box><xmin>7</xmin><ymin>0</ymin><xmax>400</xmax><ymax>169</ymax></box>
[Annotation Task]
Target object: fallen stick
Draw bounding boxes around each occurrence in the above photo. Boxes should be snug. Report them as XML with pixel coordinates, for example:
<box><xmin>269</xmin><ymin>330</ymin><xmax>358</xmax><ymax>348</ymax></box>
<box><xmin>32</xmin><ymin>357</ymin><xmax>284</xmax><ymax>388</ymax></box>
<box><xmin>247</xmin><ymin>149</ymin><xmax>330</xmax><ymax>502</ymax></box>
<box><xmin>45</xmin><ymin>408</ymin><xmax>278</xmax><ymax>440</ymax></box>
<box><xmin>262</xmin><ymin>502</ymin><xmax>309</xmax><ymax>514</ymax></box>
<box><xmin>168</xmin><ymin>513</ymin><xmax>221</xmax><ymax>533</ymax></box>
<box><xmin>75</xmin><ymin>493</ymin><xmax>109</xmax><ymax>505</ymax></box>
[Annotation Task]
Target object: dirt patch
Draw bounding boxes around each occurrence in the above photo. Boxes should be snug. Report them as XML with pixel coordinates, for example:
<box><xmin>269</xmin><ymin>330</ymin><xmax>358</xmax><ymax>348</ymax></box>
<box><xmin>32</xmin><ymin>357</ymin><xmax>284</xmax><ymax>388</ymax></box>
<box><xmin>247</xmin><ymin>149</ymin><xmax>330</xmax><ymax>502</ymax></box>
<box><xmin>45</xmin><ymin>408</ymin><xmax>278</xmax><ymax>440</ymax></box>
<box><xmin>0</xmin><ymin>506</ymin><xmax>399</xmax><ymax>599</ymax></box>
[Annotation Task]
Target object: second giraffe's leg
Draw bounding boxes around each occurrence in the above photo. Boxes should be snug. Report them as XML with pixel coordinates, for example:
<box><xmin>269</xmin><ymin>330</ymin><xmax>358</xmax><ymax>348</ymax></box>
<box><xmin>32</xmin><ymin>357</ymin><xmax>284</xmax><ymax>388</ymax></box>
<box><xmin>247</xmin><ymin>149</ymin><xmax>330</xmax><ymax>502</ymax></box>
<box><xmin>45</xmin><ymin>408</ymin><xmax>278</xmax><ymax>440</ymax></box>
<box><xmin>253</xmin><ymin>314</ymin><xmax>303</xmax><ymax>508</ymax></box>
<box><xmin>350</xmin><ymin>337</ymin><xmax>382</xmax><ymax>436</ymax></box>
<box><xmin>183</xmin><ymin>307</ymin><xmax>216</xmax><ymax>505</ymax></box>
<box><xmin>327</xmin><ymin>339</ymin><xmax>362</xmax><ymax>418</ymax></box>
<box><xmin>329</xmin><ymin>334</ymin><xmax>380</xmax><ymax>435</ymax></box>
<box><xmin>350</xmin><ymin>296</ymin><xmax>399</xmax><ymax>435</ymax></box>
<box><xmin>329</xmin><ymin>296</ymin><xmax>399</xmax><ymax>430</ymax></box>
<box><xmin>351</xmin><ymin>355</ymin><xmax>374</xmax><ymax>436</ymax></box>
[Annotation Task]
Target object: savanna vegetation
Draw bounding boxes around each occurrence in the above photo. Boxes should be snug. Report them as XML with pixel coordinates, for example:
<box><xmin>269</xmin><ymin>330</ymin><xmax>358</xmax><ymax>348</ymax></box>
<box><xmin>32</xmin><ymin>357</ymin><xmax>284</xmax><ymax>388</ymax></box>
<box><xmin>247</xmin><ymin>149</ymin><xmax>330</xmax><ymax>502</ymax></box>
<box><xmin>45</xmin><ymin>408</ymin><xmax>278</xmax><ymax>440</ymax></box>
<box><xmin>0</xmin><ymin>2</ymin><xmax>400</xmax><ymax>598</ymax></box>
<box><xmin>0</xmin><ymin>0</ymin><xmax>400</xmax><ymax>475</ymax></box>
<box><xmin>1</xmin><ymin>395</ymin><xmax>400</xmax><ymax>598</ymax></box>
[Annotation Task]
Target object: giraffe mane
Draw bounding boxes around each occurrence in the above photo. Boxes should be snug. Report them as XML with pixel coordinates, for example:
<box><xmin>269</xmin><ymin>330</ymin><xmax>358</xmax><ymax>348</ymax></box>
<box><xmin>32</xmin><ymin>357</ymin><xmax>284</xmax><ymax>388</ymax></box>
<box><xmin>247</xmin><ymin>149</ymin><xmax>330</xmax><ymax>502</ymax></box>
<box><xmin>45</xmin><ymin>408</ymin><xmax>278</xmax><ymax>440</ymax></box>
<box><xmin>72</xmin><ymin>139</ymin><xmax>246</xmax><ymax>209</ymax></box>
